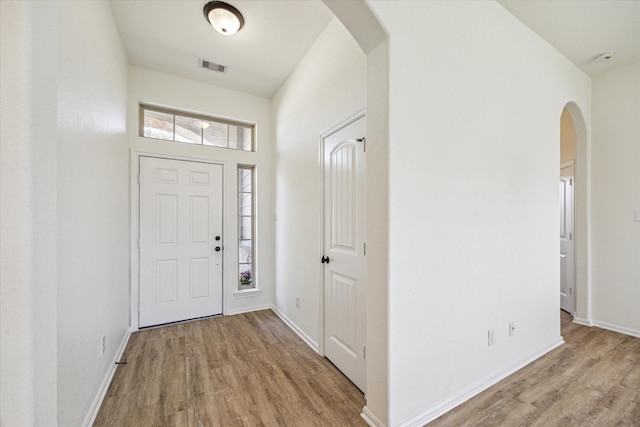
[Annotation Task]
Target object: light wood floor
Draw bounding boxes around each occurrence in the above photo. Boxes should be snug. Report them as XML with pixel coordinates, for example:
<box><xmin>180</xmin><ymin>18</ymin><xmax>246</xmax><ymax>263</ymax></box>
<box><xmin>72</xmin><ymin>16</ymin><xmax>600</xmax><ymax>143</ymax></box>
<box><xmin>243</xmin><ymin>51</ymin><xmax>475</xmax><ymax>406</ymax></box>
<box><xmin>96</xmin><ymin>310</ymin><xmax>640</xmax><ymax>426</ymax></box>
<box><xmin>94</xmin><ymin>310</ymin><xmax>368</xmax><ymax>426</ymax></box>
<box><xmin>429</xmin><ymin>311</ymin><xmax>640</xmax><ymax>426</ymax></box>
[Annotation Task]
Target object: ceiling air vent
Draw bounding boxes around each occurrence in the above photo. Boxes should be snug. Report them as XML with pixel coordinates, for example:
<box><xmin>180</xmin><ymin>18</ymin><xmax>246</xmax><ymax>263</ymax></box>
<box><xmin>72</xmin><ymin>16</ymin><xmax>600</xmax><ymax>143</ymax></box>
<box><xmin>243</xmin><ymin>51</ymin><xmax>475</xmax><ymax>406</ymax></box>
<box><xmin>199</xmin><ymin>58</ymin><xmax>228</xmax><ymax>73</ymax></box>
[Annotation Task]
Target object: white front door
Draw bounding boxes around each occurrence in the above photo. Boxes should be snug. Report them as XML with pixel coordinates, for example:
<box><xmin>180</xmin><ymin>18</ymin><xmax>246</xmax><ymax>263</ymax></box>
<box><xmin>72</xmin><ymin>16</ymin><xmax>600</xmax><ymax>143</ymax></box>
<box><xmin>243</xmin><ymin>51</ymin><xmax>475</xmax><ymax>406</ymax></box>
<box><xmin>139</xmin><ymin>157</ymin><xmax>223</xmax><ymax>328</ymax></box>
<box><xmin>323</xmin><ymin>115</ymin><xmax>366</xmax><ymax>392</ymax></box>
<box><xmin>560</xmin><ymin>162</ymin><xmax>574</xmax><ymax>314</ymax></box>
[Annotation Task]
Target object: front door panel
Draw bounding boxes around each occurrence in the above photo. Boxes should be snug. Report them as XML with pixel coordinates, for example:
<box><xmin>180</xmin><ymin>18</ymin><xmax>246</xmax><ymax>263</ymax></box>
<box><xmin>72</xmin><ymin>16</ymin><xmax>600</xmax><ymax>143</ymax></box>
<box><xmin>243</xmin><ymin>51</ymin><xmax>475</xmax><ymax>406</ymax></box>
<box><xmin>139</xmin><ymin>157</ymin><xmax>223</xmax><ymax>327</ymax></box>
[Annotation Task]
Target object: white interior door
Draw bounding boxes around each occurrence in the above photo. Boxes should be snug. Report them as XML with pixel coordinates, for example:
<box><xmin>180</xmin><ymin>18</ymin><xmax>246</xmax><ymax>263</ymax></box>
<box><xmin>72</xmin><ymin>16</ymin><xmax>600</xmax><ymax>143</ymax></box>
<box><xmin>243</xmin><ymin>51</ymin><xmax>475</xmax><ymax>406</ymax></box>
<box><xmin>323</xmin><ymin>115</ymin><xmax>366</xmax><ymax>392</ymax></box>
<box><xmin>139</xmin><ymin>157</ymin><xmax>223</xmax><ymax>328</ymax></box>
<box><xmin>560</xmin><ymin>162</ymin><xmax>574</xmax><ymax>314</ymax></box>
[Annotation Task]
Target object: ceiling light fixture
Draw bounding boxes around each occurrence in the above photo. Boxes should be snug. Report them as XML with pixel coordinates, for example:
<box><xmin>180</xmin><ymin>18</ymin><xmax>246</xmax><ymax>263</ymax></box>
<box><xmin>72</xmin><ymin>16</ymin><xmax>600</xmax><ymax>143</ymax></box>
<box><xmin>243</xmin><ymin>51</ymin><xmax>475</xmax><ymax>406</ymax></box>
<box><xmin>595</xmin><ymin>51</ymin><xmax>615</xmax><ymax>63</ymax></box>
<box><xmin>203</xmin><ymin>1</ymin><xmax>244</xmax><ymax>36</ymax></box>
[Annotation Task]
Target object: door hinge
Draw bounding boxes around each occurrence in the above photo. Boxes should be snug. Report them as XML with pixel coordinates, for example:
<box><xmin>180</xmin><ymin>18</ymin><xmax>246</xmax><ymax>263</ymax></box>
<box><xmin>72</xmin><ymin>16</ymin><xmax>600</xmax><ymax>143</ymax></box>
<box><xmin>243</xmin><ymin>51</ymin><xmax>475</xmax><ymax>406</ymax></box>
<box><xmin>357</xmin><ymin>137</ymin><xmax>366</xmax><ymax>152</ymax></box>
<box><xmin>570</xmin><ymin>233</ymin><xmax>572</xmax><ymax>240</ymax></box>
<box><xmin>570</xmin><ymin>178</ymin><xmax>573</xmax><ymax>186</ymax></box>
<box><xmin>363</xmin><ymin>345</ymin><xmax>366</xmax><ymax>359</ymax></box>
<box><xmin>137</xmin><ymin>174</ymin><xmax>140</xmax><ymax>184</ymax></box>
<box><xmin>363</xmin><ymin>242</ymin><xmax>366</xmax><ymax>256</ymax></box>
<box><xmin>137</xmin><ymin>237</ymin><xmax>140</xmax><ymax>249</ymax></box>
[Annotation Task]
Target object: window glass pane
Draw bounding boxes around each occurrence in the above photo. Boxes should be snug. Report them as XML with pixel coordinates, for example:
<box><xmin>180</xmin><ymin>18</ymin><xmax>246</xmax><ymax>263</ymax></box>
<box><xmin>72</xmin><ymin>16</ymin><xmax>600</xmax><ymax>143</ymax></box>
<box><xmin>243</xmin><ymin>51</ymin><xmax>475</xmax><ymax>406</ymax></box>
<box><xmin>228</xmin><ymin>126</ymin><xmax>239</xmax><ymax>150</ymax></box>
<box><xmin>239</xmin><ymin>264</ymin><xmax>253</xmax><ymax>288</ymax></box>
<box><xmin>143</xmin><ymin>110</ymin><xmax>174</xmax><ymax>140</ymax></box>
<box><xmin>240</xmin><ymin>216</ymin><xmax>252</xmax><ymax>240</ymax></box>
<box><xmin>239</xmin><ymin>240</ymin><xmax>252</xmax><ymax>263</ymax></box>
<box><xmin>239</xmin><ymin>193</ymin><xmax>252</xmax><ymax>216</ymax></box>
<box><xmin>240</xmin><ymin>126</ymin><xmax>252</xmax><ymax>151</ymax></box>
<box><xmin>239</xmin><ymin>169</ymin><xmax>252</xmax><ymax>192</ymax></box>
<box><xmin>203</xmin><ymin>121</ymin><xmax>228</xmax><ymax>147</ymax></box>
<box><xmin>228</xmin><ymin>125</ymin><xmax>253</xmax><ymax>151</ymax></box>
<box><xmin>174</xmin><ymin>115</ymin><xmax>202</xmax><ymax>144</ymax></box>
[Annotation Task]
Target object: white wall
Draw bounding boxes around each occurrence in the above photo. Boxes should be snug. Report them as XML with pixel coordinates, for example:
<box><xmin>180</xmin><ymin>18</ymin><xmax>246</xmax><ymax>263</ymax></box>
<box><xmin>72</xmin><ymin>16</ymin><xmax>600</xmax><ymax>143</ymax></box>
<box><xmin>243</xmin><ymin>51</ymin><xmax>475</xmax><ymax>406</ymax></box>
<box><xmin>591</xmin><ymin>61</ymin><xmax>640</xmax><ymax>336</ymax></box>
<box><xmin>128</xmin><ymin>66</ymin><xmax>274</xmax><ymax>319</ymax></box>
<box><xmin>0</xmin><ymin>2</ymin><xmax>48</xmax><ymax>424</ymax></box>
<box><xmin>364</xmin><ymin>1</ymin><xmax>591</xmax><ymax>425</ymax></box>
<box><xmin>363</xmin><ymin>39</ymin><xmax>390</xmax><ymax>426</ymax></box>
<box><xmin>560</xmin><ymin>108</ymin><xmax>576</xmax><ymax>164</ymax></box>
<box><xmin>56</xmin><ymin>1</ymin><xmax>130</xmax><ymax>425</ymax></box>
<box><xmin>272</xmin><ymin>18</ymin><xmax>366</xmax><ymax>348</ymax></box>
<box><xmin>1</xmin><ymin>1</ymin><xmax>130</xmax><ymax>425</ymax></box>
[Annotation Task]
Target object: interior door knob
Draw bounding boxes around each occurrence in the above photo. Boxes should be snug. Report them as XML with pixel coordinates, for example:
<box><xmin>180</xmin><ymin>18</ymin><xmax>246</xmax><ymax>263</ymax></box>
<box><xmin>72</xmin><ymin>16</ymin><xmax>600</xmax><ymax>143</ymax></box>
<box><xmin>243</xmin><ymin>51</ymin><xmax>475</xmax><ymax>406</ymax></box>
<box><xmin>215</xmin><ymin>246</ymin><xmax>221</xmax><ymax>252</ymax></box>
<box><xmin>321</xmin><ymin>255</ymin><xmax>330</xmax><ymax>264</ymax></box>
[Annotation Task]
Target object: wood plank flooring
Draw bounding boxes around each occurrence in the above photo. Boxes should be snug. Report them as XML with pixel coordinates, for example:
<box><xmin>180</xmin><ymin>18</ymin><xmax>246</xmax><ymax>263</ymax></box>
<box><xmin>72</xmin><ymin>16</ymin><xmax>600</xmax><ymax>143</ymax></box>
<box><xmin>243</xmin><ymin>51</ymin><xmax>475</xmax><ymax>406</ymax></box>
<box><xmin>428</xmin><ymin>311</ymin><xmax>640</xmax><ymax>426</ymax></box>
<box><xmin>96</xmin><ymin>310</ymin><xmax>639</xmax><ymax>426</ymax></box>
<box><xmin>94</xmin><ymin>310</ymin><xmax>367</xmax><ymax>426</ymax></box>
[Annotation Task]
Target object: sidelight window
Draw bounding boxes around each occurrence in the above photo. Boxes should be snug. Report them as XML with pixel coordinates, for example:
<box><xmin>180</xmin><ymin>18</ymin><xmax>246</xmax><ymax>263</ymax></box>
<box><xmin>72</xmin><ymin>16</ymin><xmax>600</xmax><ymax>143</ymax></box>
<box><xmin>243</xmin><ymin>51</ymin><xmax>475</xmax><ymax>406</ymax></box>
<box><xmin>238</xmin><ymin>166</ymin><xmax>255</xmax><ymax>289</ymax></box>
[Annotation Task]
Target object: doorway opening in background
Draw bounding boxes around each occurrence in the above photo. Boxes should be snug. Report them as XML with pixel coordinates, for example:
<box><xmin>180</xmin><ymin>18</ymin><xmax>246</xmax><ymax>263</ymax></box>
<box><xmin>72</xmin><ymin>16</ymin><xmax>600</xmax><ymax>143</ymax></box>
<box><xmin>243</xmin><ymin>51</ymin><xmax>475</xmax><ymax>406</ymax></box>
<box><xmin>559</xmin><ymin>107</ymin><xmax>577</xmax><ymax>317</ymax></box>
<box><xmin>560</xmin><ymin>161</ymin><xmax>575</xmax><ymax>315</ymax></box>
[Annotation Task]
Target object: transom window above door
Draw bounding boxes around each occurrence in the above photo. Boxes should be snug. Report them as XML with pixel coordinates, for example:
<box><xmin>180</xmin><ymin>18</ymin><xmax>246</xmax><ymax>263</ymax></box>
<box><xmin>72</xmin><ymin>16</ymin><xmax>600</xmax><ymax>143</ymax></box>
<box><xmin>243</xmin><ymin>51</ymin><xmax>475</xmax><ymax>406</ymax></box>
<box><xmin>139</xmin><ymin>104</ymin><xmax>254</xmax><ymax>152</ymax></box>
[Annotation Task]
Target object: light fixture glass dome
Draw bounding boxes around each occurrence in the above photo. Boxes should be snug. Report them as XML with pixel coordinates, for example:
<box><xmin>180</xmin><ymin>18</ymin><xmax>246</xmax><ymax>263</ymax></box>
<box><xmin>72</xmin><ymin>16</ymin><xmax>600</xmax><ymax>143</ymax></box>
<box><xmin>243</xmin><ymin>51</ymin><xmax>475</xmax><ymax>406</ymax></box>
<box><xmin>204</xmin><ymin>2</ymin><xmax>244</xmax><ymax>36</ymax></box>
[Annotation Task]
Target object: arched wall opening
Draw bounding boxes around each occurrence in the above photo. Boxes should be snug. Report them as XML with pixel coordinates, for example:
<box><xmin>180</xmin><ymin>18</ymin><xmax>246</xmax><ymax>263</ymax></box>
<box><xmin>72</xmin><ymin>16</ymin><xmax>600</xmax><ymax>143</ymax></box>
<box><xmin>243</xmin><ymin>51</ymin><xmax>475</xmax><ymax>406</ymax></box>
<box><xmin>560</xmin><ymin>107</ymin><xmax>576</xmax><ymax>316</ymax></box>
<box><xmin>562</xmin><ymin>102</ymin><xmax>590</xmax><ymax>323</ymax></box>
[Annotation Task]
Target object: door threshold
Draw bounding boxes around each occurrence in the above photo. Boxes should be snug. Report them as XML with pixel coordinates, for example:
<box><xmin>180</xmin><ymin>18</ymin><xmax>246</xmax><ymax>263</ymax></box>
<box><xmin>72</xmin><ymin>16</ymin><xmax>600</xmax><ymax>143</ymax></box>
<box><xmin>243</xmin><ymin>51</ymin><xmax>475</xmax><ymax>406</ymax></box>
<box><xmin>139</xmin><ymin>313</ymin><xmax>223</xmax><ymax>330</ymax></box>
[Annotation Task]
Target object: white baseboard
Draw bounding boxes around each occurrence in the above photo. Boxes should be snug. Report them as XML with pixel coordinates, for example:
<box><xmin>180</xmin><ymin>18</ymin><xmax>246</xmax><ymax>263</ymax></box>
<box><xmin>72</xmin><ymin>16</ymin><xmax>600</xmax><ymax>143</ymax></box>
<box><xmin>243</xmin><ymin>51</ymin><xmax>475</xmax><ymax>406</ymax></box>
<box><xmin>396</xmin><ymin>338</ymin><xmax>565</xmax><ymax>427</ymax></box>
<box><xmin>573</xmin><ymin>317</ymin><xmax>639</xmax><ymax>338</ymax></box>
<box><xmin>226</xmin><ymin>303</ymin><xmax>272</xmax><ymax>316</ymax></box>
<box><xmin>362</xmin><ymin>406</ymin><xmax>386</xmax><ymax>427</ymax></box>
<box><xmin>83</xmin><ymin>327</ymin><xmax>132</xmax><ymax>427</ymax></box>
<box><xmin>573</xmin><ymin>317</ymin><xmax>592</xmax><ymax>327</ymax></box>
<box><xmin>592</xmin><ymin>320</ymin><xmax>640</xmax><ymax>338</ymax></box>
<box><xmin>270</xmin><ymin>305</ymin><xmax>319</xmax><ymax>352</ymax></box>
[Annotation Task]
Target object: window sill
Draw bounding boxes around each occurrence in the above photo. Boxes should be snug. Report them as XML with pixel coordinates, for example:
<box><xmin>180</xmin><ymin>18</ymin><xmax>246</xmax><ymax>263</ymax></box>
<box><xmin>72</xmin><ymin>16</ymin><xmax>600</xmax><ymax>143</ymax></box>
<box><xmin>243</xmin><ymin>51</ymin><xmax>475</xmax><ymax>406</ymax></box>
<box><xmin>234</xmin><ymin>288</ymin><xmax>262</xmax><ymax>299</ymax></box>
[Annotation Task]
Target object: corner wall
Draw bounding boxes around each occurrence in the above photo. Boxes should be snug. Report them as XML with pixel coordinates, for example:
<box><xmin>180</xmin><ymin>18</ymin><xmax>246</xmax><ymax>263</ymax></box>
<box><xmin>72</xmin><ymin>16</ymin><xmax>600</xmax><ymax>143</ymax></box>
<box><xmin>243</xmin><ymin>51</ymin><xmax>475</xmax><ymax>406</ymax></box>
<box><xmin>591</xmin><ymin>61</ymin><xmax>640</xmax><ymax>336</ymax></box>
<box><xmin>365</xmin><ymin>1</ymin><xmax>591</xmax><ymax>425</ymax></box>
<box><xmin>272</xmin><ymin>18</ymin><xmax>366</xmax><ymax>347</ymax></box>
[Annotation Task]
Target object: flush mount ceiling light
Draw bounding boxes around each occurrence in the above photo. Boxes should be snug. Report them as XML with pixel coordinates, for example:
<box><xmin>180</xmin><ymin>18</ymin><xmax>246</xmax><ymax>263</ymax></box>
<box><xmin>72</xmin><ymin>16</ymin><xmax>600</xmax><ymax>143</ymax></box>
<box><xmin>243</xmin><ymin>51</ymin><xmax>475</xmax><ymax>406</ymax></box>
<box><xmin>203</xmin><ymin>1</ymin><xmax>244</xmax><ymax>36</ymax></box>
<box><xmin>595</xmin><ymin>51</ymin><xmax>615</xmax><ymax>63</ymax></box>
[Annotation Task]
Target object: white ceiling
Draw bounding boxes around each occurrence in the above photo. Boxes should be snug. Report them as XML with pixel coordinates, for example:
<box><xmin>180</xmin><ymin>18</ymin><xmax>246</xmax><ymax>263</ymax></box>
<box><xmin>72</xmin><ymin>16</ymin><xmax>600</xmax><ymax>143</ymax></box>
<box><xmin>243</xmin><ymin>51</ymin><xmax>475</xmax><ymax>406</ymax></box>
<box><xmin>109</xmin><ymin>1</ymin><xmax>639</xmax><ymax>99</ymax></box>
<box><xmin>109</xmin><ymin>0</ymin><xmax>333</xmax><ymax>98</ymax></box>
<box><xmin>498</xmin><ymin>0</ymin><xmax>640</xmax><ymax>76</ymax></box>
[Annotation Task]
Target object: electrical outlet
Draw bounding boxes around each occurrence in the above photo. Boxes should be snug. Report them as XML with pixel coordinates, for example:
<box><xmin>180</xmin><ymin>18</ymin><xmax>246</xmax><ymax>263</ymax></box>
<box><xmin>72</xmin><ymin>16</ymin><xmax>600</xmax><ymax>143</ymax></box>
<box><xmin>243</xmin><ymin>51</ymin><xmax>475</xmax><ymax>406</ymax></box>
<box><xmin>488</xmin><ymin>328</ymin><xmax>495</xmax><ymax>346</ymax></box>
<box><xmin>101</xmin><ymin>335</ymin><xmax>106</xmax><ymax>355</ymax></box>
<box><xmin>295</xmin><ymin>295</ymin><xmax>300</xmax><ymax>309</ymax></box>
<box><xmin>509</xmin><ymin>322</ymin><xmax>516</xmax><ymax>337</ymax></box>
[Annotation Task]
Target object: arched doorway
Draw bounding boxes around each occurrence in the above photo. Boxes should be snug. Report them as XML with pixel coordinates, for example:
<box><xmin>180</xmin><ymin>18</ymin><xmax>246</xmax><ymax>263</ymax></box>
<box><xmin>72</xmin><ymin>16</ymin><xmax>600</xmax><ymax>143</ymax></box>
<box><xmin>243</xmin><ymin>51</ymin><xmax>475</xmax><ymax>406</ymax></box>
<box><xmin>560</xmin><ymin>108</ymin><xmax>576</xmax><ymax>314</ymax></box>
<box><xmin>560</xmin><ymin>103</ymin><xmax>589</xmax><ymax>324</ymax></box>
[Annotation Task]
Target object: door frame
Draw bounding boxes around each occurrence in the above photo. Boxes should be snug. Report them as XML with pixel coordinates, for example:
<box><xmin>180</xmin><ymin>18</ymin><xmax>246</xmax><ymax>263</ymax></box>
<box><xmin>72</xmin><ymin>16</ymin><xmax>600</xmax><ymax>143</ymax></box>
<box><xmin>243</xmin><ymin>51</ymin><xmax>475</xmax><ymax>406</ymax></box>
<box><xmin>130</xmin><ymin>150</ymin><xmax>227</xmax><ymax>331</ymax></box>
<box><xmin>560</xmin><ymin>160</ymin><xmax>575</xmax><ymax>315</ymax></box>
<box><xmin>317</xmin><ymin>109</ymin><xmax>366</xmax><ymax>358</ymax></box>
